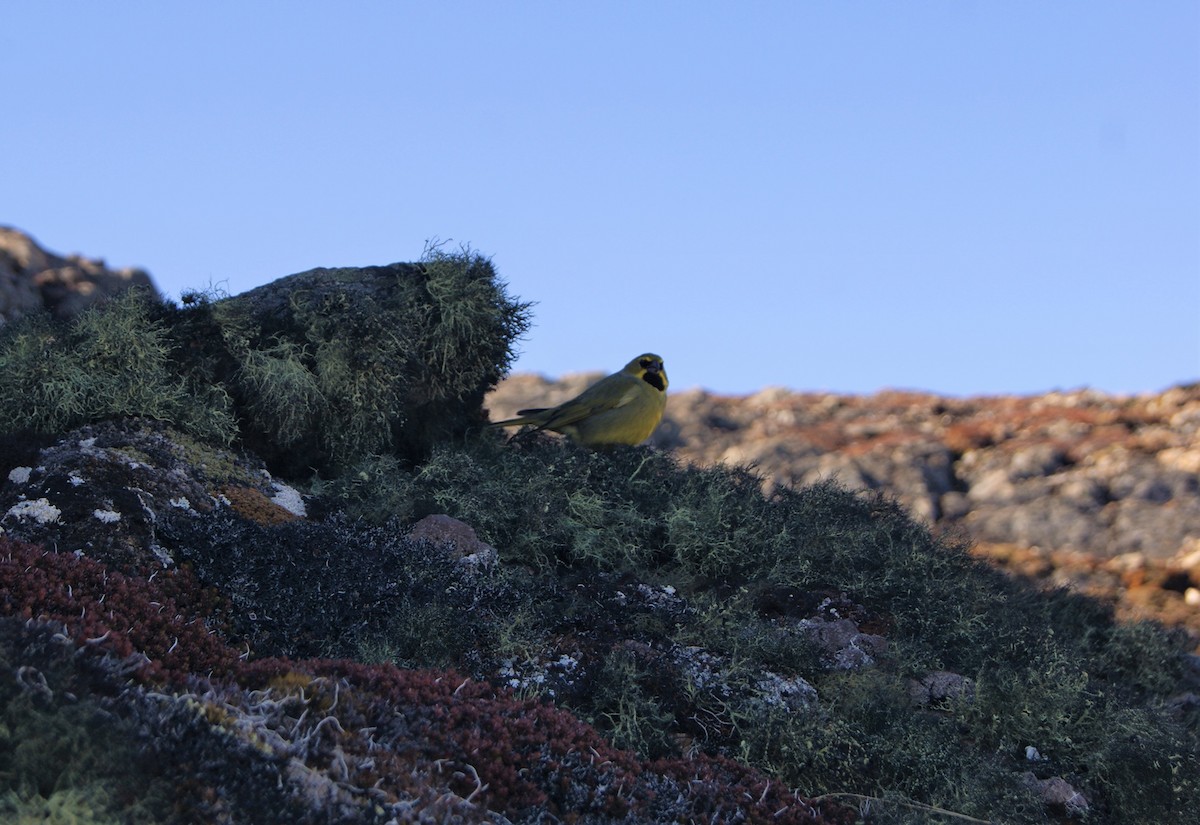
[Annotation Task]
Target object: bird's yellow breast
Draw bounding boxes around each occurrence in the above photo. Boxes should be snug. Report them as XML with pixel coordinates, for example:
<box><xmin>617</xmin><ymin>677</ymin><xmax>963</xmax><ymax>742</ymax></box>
<box><xmin>561</xmin><ymin>380</ymin><xmax>666</xmax><ymax>446</ymax></box>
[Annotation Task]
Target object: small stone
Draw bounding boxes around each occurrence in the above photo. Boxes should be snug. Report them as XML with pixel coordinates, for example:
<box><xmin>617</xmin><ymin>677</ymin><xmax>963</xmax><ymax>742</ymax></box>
<box><xmin>801</xmin><ymin>617</ymin><xmax>887</xmax><ymax>670</ymax></box>
<box><xmin>1022</xmin><ymin>773</ymin><xmax>1089</xmax><ymax>817</ymax></box>
<box><xmin>407</xmin><ymin>514</ymin><xmax>498</xmax><ymax>570</ymax></box>
<box><xmin>909</xmin><ymin>671</ymin><xmax>976</xmax><ymax>707</ymax></box>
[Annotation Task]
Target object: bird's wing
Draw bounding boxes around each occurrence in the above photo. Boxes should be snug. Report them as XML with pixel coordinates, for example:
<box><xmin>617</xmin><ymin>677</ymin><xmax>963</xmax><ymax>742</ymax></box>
<box><xmin>534</xmin><ymin>378</ymin><xmax>641</xmax><ymax>429</ymax></box>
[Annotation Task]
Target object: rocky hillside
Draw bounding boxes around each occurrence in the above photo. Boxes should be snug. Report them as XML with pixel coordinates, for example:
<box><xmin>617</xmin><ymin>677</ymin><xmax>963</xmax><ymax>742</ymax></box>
<box><xmin>0</xmin><ymin>231</ymin><xmax>1196</xmax><ymax>823</ymax></box>
<box><xmin>488</xmin><ymin>377</ymin><xmax>1200</xmax><ymax>640</ymax></box>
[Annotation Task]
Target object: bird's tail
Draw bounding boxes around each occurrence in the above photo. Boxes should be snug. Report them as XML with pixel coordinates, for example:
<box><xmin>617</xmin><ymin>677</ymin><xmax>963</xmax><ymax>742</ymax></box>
<box><xmin>489</xmin><ymin>408</ymin><xmax>549</xmax><ymax>428</ymax></box>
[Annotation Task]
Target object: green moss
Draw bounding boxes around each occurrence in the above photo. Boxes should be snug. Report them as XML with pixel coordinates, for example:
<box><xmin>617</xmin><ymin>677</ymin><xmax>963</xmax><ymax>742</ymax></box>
<box><xmin>0</xmin><ymin>788</ymin><xmax>123</xmax><ymax>825</ymax></box>
<box><xmin>166</xmin><ymin>427</ymin><xmax>272</xmax><ymax>489</ymax></box>
<box><xmin>358</xmin><ymin>594</ymin><xmax>474</xmax><ymax>669</ymax></box>
<box><xmin>313</xmin><ymin>436</ymin><xmax>1200</xmax><ymax>823</ymax></box>
<box><xmin>586</xmin><ymin>645</ymin><xmax>678</xmax><ymax>757</ymax></box>
<box><xmin>308</xmin><ymin>452</ymin><xmax>417</xmax><ymax>521</ymax></box>
<box><xmin>738</xmin><ymin>669</ymin><xmax>1045</xmax><ymax>823</ymax></box>
<box><xmin>680</xmin><ymin>588</ymin><xmax>822</xmax><ymax>679</ymax></box>
<box><xmin>234</xmin><ymin>339</ymin><xmax>326</xmax><ymax>448</ymax></box>
<box><xmin>967</xmin><ymin>641</ymin><xmax>1199</xmax><ymax>824</ymax></box>
<box><xmin>418</xmin><ymin>244</ymin><xmax>532</xmax><ymax>392</ymax></box>
<box><xmin>1088</xmin><ymin>619</ymin><xmax>1188</xmax><ymax>697</ymax></box>
<box><xmin>0</xmin><ymin>290</ymin><xmax>237</xmax><ymax>444</ymax></box>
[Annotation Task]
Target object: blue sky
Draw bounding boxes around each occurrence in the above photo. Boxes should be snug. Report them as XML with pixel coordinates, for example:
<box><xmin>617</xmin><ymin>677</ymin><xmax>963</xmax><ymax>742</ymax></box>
<box><xmin>4</xmin><ymin>3</ymin><xmax>1197</xmax><ymax>396</ymax></box>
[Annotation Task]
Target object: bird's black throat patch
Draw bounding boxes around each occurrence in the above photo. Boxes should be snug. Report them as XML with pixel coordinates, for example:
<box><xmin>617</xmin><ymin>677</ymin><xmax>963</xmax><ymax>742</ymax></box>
<box><xmin>642</xmin><ymin>372</ymin><xmax>666</xmax><ymax>392</ymax></box>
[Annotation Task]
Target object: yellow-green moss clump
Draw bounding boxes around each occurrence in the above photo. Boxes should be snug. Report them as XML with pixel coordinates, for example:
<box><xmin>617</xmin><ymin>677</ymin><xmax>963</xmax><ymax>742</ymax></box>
<box><xmin>0</xmin><ymin>287</ymin><xmax>237</xmax><ymax>444</ymax></box>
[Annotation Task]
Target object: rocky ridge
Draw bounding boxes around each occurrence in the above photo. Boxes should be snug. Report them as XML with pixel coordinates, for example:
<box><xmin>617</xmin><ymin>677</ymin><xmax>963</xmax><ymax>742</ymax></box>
<box><xmin>488</xmin><ymin>376</ymin><xmax>1200</xmax><ymax>640</ymax></box>
<box><xmin>0</xmin><ymin>226</ymin><xmax>158</xmax><ymax>323</ymax></box>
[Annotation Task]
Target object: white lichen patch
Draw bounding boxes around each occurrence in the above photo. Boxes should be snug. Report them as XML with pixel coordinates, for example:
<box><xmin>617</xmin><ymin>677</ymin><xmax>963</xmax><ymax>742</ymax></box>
<box><xmin>673</xmin><ymin>646</ymin><xmax>730</xmax><ymax>692</ymax></box>
<box><xmin>150</xmin><ymin>543</ymin><xmax>175</xmax><ymax>567</ymax></box>
<box><xmin>93</xmin><ymin>509</ymin><xmax>121</xmax><ymax>523</ymax></box>
<box><xmin>756</xmin><ymin>670</ymin><xmax>818</xmax><ymax>709</ymax></box>
<box><xmin>7</xmin><ymin>466</ymin><xmax>32</xmax><ymax>484</ymax></box>
<box><xmin>498</xmin><ymin>653</ymin><xmax>580</xmax><ymax>697</ymax></box>
<box><xmin>458</xmin><ymin>544</ymin><xmax>499</xmax><ymax>575</ymax></box>
<box><xmin>498</xmin><ymin>659</ymin><xmax>546</xmax><ymax>691</ymax></box>
<box><xmin>6</xmin><ymin>498</ymin><xmax>62</xmax><ymax>524</ymax></box>
<box><xmin>553</xmin><ymin>653</ymin><xmax>581</xmax><ymax>674</ymax></box>
<box><xmin>170</xmin><ymin>497</ymin><xmax>193</xmax><ymax>511</ymax></box>
<box><xmin>270</xmin><ymin>483</ymin><xmax>307</xmax><ymax>518</ymax></box>
<box><xmin>68</xmin><ymin>472</ymin><xmax>85</xmax><ymax>486</ymax></box>
<box><xmin>614</xmin><ymin>582</ymin><xmax>686</xmax><ymax>611</ymax></box>
<box><xmin>634</xmin><ymin>582</ymin><xmax>685</xmax><ymax>610</ymax></box>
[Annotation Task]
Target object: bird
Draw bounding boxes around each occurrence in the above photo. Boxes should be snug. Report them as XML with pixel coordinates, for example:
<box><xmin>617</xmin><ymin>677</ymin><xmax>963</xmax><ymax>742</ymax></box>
<box><xmin>490</xmin><ymin>353</ymin><xmax>668</xmax><ymax>447</ymax></box>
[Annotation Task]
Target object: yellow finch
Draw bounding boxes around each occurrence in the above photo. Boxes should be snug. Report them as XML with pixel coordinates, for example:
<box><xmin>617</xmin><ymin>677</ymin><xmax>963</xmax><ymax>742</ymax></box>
<box><xmin>491</xmin><ymin>353</ymin><xmax>668</xmax><ymax>446</ymax></box>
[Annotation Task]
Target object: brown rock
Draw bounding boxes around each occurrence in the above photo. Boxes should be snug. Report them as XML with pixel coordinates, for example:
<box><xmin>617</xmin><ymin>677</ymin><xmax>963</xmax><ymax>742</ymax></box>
<box><xmin>0</xmin><ymin>226</ymin><xmax>158</xmax><ymax>324</ymax></box>
<box><xmin>800</xmin><ymin>617</ymin><xmax>887</xmax><ymax>669</ymax></box>
<box><xmin>407</xmin><ymin>514</ymin><xmax>498</xmax><ymax>570</ymax></box>
<box><xmin>1021</xmin><ymin>773</ymin><xmax>1089</xmax><ymax>817</ymax></box>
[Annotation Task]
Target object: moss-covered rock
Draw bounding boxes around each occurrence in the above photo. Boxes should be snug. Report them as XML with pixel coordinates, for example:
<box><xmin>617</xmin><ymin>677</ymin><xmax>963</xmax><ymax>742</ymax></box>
<box><xmin>0</xmin><ymin>418</ymin><xmax>294</xmax><ymax>573</ymax></box>
<box><xmin>183</xmin><ymin>247</ymin><xmax>530</xmax><ymax>473</ymax></box>
<box><xmin>0</xmin><ymin>247</ymin><xmax>531</xmax><ymax>476</ymax></box>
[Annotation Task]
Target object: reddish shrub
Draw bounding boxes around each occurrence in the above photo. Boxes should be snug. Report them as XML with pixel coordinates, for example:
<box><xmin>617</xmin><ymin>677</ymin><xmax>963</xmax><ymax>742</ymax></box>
<box><xmin>237</xmin><ymin>658</ymin><xmax>850</xmax><ymax>823</ymax></box>
<box><xmin>0</xmin><ymin>538</ymin><xmax>851</xmax><ymax>823</ymax></box>
<box><xmin>0</xmin><ymin>536</ymin><xmax>238</xmax><ymax>680</ymax></box>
